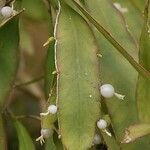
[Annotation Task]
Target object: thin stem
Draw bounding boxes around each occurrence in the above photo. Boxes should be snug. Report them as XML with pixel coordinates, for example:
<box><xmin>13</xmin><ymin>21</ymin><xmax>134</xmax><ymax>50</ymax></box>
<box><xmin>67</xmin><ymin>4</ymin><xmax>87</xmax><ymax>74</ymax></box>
<box><xmin>53</xmin><ymin>126</ymin><xmax>60</xmax><ymax>135</ymax></box>
<box><xmin>4</xmin><ymin>108</ymin><xmax>41</xmax><ymax>121</ymax></box>
<box><xmin>42</xmin><ymin>0</ymin><xmax>54</xmax><ymax>35</ymax></box>
<box><xmin>13</xmin><ymin>75</ymin><xmax>44</xmax><ymax>88</ymax></box>
<box><xmin>16</xmin><ymin>115</ymin><xmax>41</xmax><ymax>121</ymax></box>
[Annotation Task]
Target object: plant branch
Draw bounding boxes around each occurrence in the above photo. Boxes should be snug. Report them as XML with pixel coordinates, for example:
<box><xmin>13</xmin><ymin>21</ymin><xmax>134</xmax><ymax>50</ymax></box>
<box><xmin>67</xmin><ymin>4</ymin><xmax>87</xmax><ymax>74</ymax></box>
<box><xmin>13</xmin><ymin>75</ymin><xmax>44</xmax><ymax>88</ymax></box>
<box><xmin>16</xmin><ymin>115</ymin><xmax>41</xmax><ymax>121</ymax></box>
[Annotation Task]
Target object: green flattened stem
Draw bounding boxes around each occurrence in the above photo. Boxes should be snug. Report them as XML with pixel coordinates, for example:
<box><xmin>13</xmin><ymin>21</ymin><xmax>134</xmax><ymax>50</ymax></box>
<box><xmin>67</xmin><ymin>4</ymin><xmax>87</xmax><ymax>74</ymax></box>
<box><xmin>135</xmin><ymin>0</ymin><xmax>150</xmax><ymax>145</ymax></box>
<box><xmin>36</xmin><ymin>112</ymin><xmax>57</xmax><ymax>145</ymax></box>
<box><xmin>45</xmin><ymin>39</ymin><xmax>56</xmax><ymax>98</ymax></box>
<box><xmin>41</xmin><ymin>114</ymin><xmax>57</xmax><ymax>130</ymax></box>
<box><xmin>83</xmin><ymin>0</ymin><xmax>138</xmax><ymax>141</ymax></box>
<box><xmin>45</xmin><ymin>136</ymin><xmax>57</xmax><ymax>150</ymax></box>
<box><xmin>14</xmin><ymin>120</ymin><xmax>35</xmax><ymax>150</ymax></box>
<box><xmin>0</xmin><ymin>115</ymin><xmax>6</xmax><ymax>149</ymax></box>
<box><xmin>55</xmin><ymin>2</ymin><xmax>101</xmax><ymax>150</ymax></box>
<box><xmin>0</xmin><ymin>14</ymin><xmax>19</xmax><ymax>107</ymax></box>
<box><xmin>77</xmin><ymin>0</ymin><xmax>150</xmax><ymax>149</ymax></box>
<box><xmin>101</xmin><ymin>133</ymin><xmax>120</xmax><ymax>150</ymax></box>
<box><xmin>131</xmin><ymin>0</ymin><xmax>147</xmax><ymax>12</ymax></box>
<box><xmin>0</xmin><ymin>8</ymin><xmax>21</xmax><ymax>149</ymax></box>
<box><xmin>73</xmin><ymin>0</ymin><xmax>150</xmax><ymax>79</ymax></box>
<box><xmin>112</xmin><ymin>0</ymin><xmax>143</xmax><ymax>40</ymax></box>
<box><xmin>137</xmin><ymin>0</ymin><xmax>150</xmax><ymax>123</ymax></box>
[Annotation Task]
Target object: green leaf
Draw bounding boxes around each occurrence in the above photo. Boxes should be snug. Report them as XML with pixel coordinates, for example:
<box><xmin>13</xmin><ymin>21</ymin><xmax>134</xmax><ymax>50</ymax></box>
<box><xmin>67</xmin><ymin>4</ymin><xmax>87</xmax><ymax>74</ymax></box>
<box><xmin>0</xmin><ymin>115</ymin><xmax>6</xmax><ymax>149</ymax></box>
<box><xmin>83</xmin><ymin>0</ymin><xmax>138</xmax><ymax>139</ymax></box>
<box><xmin>45</xmin><ymin>39</ymin><xmax>56</xmax><ymax>98</ymax></box>
<box><xmin>14</xmin><ymin>120</ymin><xmax>35</xmax><ymax>150</ymax></box>
<box><xmin>81</xmin><ymin>0</ymin><xmax>150</xmax><ymax>149</ymax></box>
<box><xmin>46</xmin><ymin>133</ymin><xmax>64</xmax><ymax>150</ymax></box>
<box><xmin>0</xmin><ymin>4</ymin><xmax>21</xmax><ymax>149</ymax></box>
<box><xmin>137</xmin><ymin>0</ymin><xmax>150</xmax><ymax>123</ymax></box>
<box><xmin>84</xmin><ymin>0</ymin><xmax>138</xmax><ymax>52</ymax></box>
<box><xmin>101</xmin><ymin>132</ymin><xmax>120</xmax><ymax>150</ymax></box>
<box><xmin>22</xmin><ymin>0</ymin><xmax>48</xmax><ymax>20</ymax></box>
<box><xmin>45</xmin><ymin>137</ymin><xmax>56</xmax><ymax>150</ymax></box>
<box><xmin>112</xmin><ymin>0</ymin><xmax>143</xmax><ymax>41</ymax></box>
<box><xmin>121</xmin><ymin>123</ymin><xmax>150</xmax><ymax>143</ymax></box>
<box><xmin>131</xmin><ymin>0</ymin><xmax>147</xmax><ymax>12</ymax></box>
<box><xmin>53</xmin><ymin>134</ymin><xmax>64</xmax><ymax>150</ymax></box>
<box><xmin>56</xmin><ymin>2</ymin><xmax>101</xmax><ymax>150</ymax></box>
<box><xmin>73</xmin><ymin>0</ymin><xmax>150</xmax><ymax>79</ymax></box>
<box><xmin>20</xmin><ymin>22</ymin><xmax>35</xmax><ymax>55</ymax></box>
<box><xmin>0</xmin><ymin>16</ymin><xmax>19</xmax><ymax>105</ymax></box>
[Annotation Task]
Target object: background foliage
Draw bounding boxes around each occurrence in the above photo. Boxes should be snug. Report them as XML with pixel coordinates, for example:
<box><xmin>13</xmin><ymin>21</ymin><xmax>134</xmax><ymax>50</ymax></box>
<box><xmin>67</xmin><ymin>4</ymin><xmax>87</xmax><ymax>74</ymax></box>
<box><xmin>0</xmin><ymin>0</ymin><xmax>150</xmax><ymax>150</ymax></box>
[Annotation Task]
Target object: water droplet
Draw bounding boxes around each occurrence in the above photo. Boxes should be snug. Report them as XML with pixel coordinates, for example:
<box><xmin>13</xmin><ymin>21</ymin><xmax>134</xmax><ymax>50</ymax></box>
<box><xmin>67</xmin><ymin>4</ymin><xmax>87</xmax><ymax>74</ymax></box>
<box><xmin>89</xmin><ymin>95</ymin><xmax>92</xmax><ymax>98</ymax></box>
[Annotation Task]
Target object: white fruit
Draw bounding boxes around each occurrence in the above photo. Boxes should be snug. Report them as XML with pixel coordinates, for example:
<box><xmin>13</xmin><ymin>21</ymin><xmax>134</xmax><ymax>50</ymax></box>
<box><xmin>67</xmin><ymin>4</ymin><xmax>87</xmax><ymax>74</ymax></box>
<box><xmin>48</xmin><ymin>105</ymin><xmax>57</xmax><ymax>114</ymax></box>
<box><xmin>100</xmin><ymin>84</ymin><xmax>115</xmax><ymax>98</ymax></box>
<box><xmin>41</xmin><ymin>129</ymin><xmax>53</xmax><ymax>138</ymax></box>
<box><xmin>97</xmin><ymin>119</ymin><xmax>107</xmax><ymax>129</ymax></box>
<box><xmin>1</xmin><ymin>6</ymin><xmax>13</xmax><ymax>18</ymax></box>
<box><xmin>36</xmin><ymin>128</ymin><xmax>53</xmax><ymax>145</ymax></box>
<box><xmin>100</xmin><ymin>84</ymin><xmax>125</xmax><ymax>100</ymax></box>
<box><xmin>93</xmin><ymin>134</ymin><xmax>101</xmax><ymax>144</ymax></box>
<box><xmin>40</xmin><ymin>105</ymin><xmax>57</xmax><ymax>116</ymax></box>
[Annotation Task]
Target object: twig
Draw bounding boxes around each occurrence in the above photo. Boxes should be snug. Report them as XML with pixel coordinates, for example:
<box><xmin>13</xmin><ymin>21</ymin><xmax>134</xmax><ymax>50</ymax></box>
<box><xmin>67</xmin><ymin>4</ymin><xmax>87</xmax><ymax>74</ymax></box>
<box><xmin>16</xmin><ymin>115</ymin><xmax>41</xmax><ymax>121</ymax></box>
<box><xmin>13</xmin><ymin>75</ymin><xmax>44</xmax><ymax>88</ymax></box>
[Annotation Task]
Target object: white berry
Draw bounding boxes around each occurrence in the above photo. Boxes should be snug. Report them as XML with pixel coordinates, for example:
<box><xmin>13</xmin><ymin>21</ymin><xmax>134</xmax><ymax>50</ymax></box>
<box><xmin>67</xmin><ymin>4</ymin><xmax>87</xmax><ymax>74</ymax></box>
<box><xmin>100</xmin><ymin>84</ymin><xmax>115</xmax><ymax>98</ymax></box>
<box><xmin>93</xmin><ymin>134</ymin><xmax>101</xmax><ymax>144</ymax></box>
<box><xmin>97</xmin><ymin>119</ymin><xmax>107</xmax><ymax>129</ymax></box>
<box><xmin>0</xmin><ymin>6</ymin><xmax>13</xmax><ymax>18</ymax></box>
<box><xmin>41</xmin><ymin>129</ymin><xmax>53</xmax><ymax>138</ymax></box>
<box><xmin>48</xmin><ymin>105</ymin><xmax>57</xmax><ymax>114</ymax></box>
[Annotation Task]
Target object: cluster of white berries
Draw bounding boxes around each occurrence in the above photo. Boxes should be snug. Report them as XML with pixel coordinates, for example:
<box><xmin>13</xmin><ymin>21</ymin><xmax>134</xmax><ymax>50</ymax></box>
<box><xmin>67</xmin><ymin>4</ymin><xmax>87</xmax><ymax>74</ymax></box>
<box><xmin>97</xmin><ymin>119</ymin><xmax>112</xmax><ymax>137</ymax></box>
<box><xmin>36</xmin><ymin>128</ymin><xmax>53</xmax><ymax>145</ymax></box>
<box><xmin>100</xmin><ymin>84</ymin><xmax>125</xmax><ymax>100</ymax></box>
<box><xmin>0</xmin><ymin>6</ymin><xmax>14</xmax><ymax>18</ymax></box>
<box><xmin>40</xmin><ymin>105</ymin><xmax>57</xmax><ymax>116</ymax></box>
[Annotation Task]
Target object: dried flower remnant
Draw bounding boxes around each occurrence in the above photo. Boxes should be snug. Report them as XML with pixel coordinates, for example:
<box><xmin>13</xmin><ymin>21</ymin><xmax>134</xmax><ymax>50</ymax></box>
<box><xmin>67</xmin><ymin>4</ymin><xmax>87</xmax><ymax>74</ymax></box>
<box><xmin>113</xmin><ymin>2</ymin><xmax>128</xmax><ymax>13</ymax></box>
